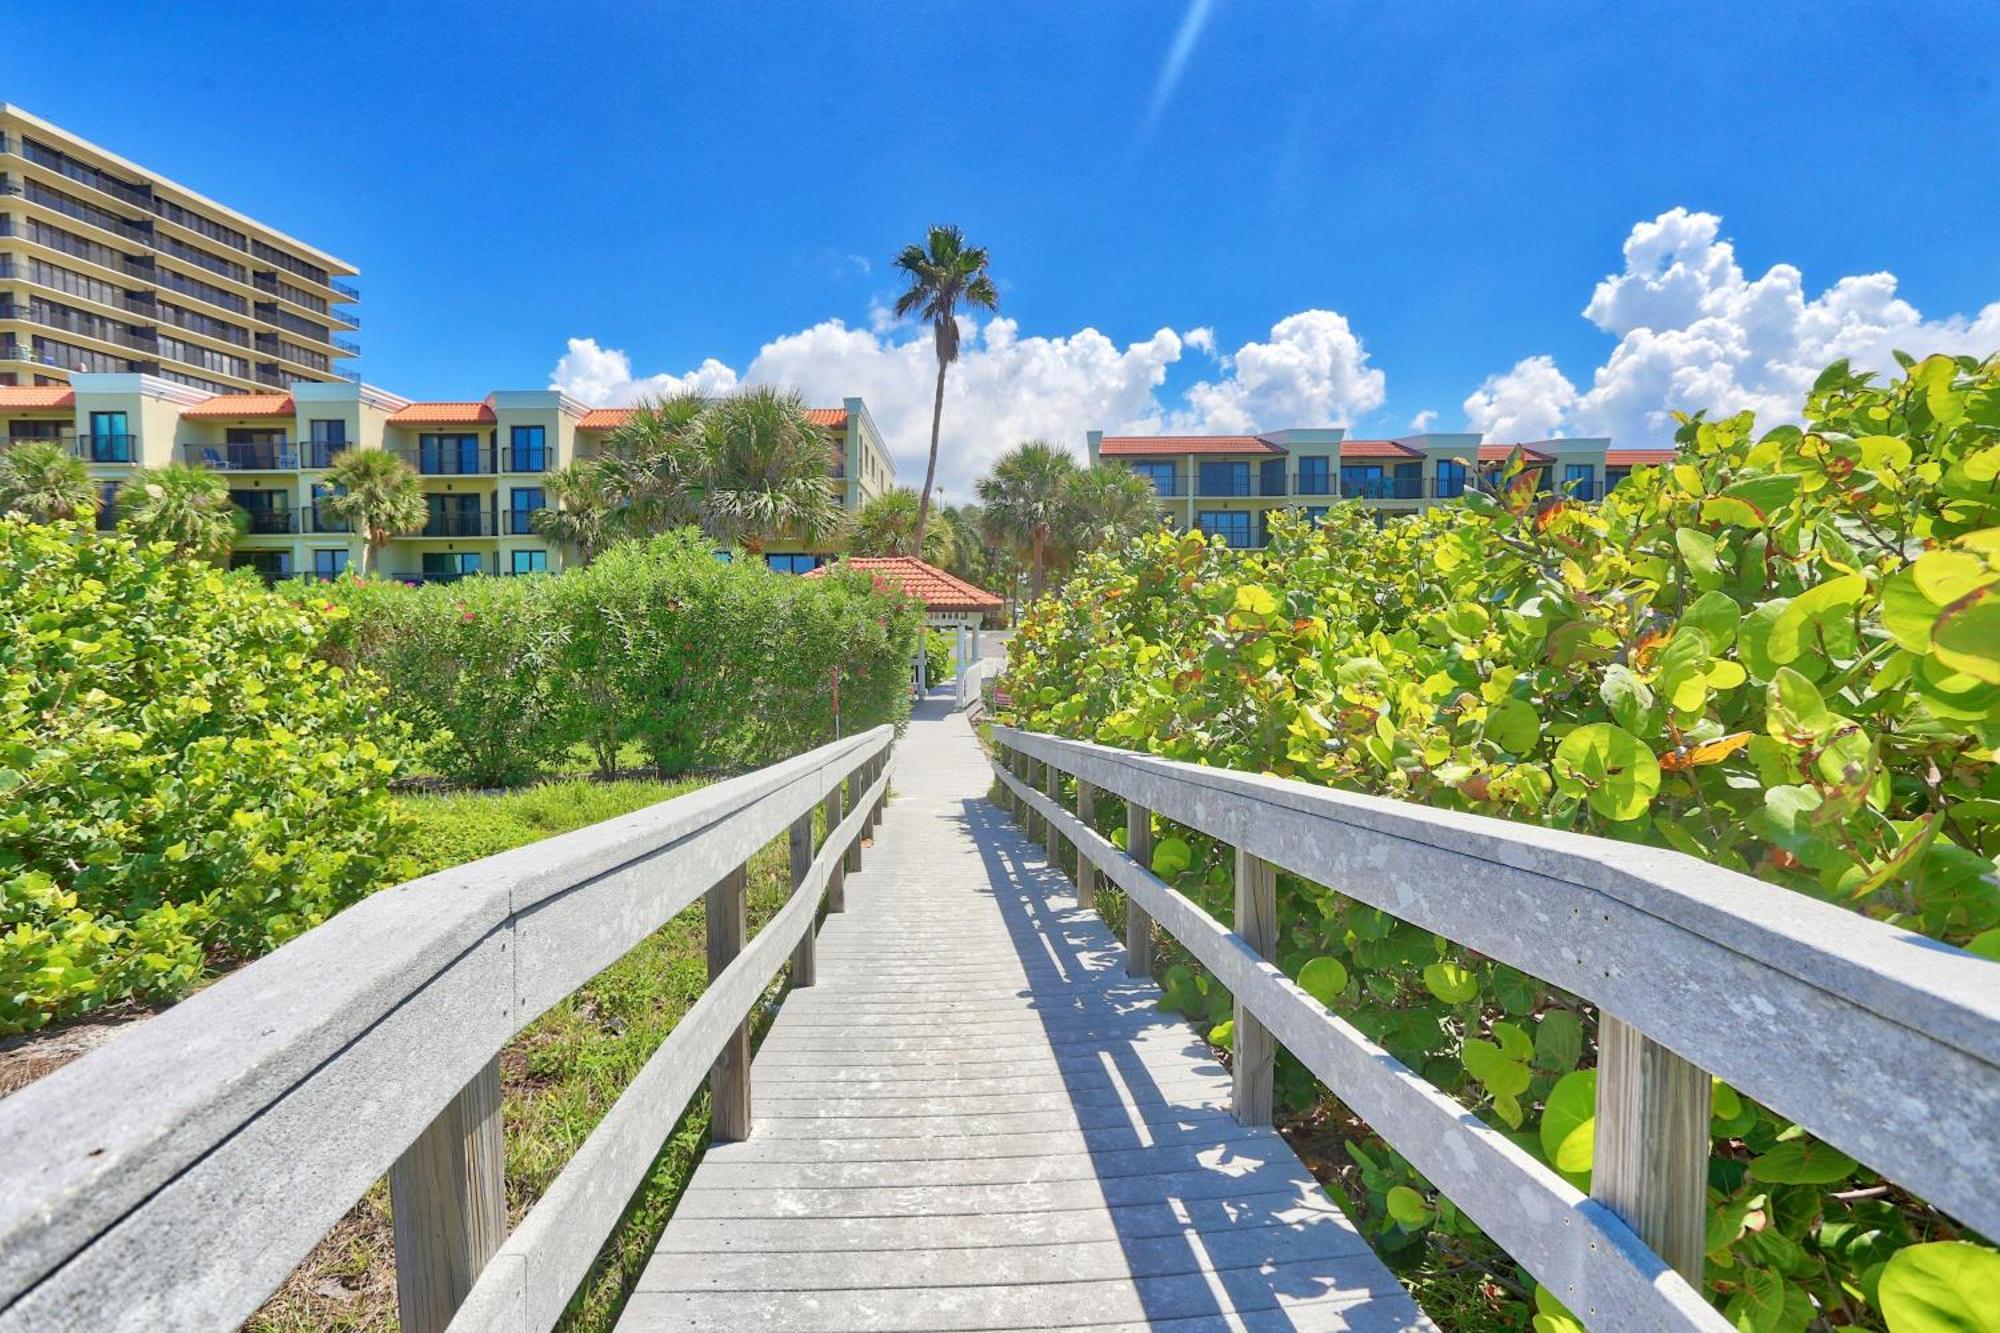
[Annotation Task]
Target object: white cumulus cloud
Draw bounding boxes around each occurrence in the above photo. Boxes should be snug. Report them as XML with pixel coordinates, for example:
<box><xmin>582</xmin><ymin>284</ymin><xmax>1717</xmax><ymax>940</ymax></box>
<box><xmin>1409</xmin><ymin>409</ymin><xmax>1438</xmax><ymax>431</ymax></box>
<box><xmin>551</xmin><ymin>310</ymin><xmax>1387</xmax><ymax>499</ymax></box>
<box><xmin>1464</xmin><ymin>207</ymin><xmax>2000</xmax><ymax>445</ymax></box>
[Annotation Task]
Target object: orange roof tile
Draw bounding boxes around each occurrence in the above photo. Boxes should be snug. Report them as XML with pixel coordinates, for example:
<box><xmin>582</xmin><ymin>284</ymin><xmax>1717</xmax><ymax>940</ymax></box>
<box><xmin>1477</xmin><ymin>443</ymin><xmax>1556</xmax><ymax>463</ymax></box>
<box><xmin>1339</xmin><ymin>439</ymin><xmax>1423</xmax><ymax>459</ymax></box>
<box><xmin>577</xmin><ymin>407</ymin><xmax>634</xmax><ymax>430</ymax></box>
<box><xmin>804</xmin><ymin>408</ymin><xmax>848</xmax><ymax>428</ymax></box>
<box><xmin>1099</xmin><ymin>434</ymin><xmax>1284</xmax><ymax>457</ymax></box>
<box><xmin>0</xmin><ymin>386</ymin><xmax>77</xmax><ymax>410</ymax></box>
<box><xmin>805</xmin><ymin>555</ymin><xmax>1003</xmax><ymax>611</ymax></box>
<box><xmin>183</xmin><ymin>393</ymin><xmax>294</xmax><ymax>419</ymax></box>
<box><xmin>1605</xmin><ymin>449</ymin><xmax>1676</xmax><ymax>467</ymax></box>
<box><xmin>389</xmin><ymin>401</ymin><xmax>496</xmax><ymax>426</ymax></box>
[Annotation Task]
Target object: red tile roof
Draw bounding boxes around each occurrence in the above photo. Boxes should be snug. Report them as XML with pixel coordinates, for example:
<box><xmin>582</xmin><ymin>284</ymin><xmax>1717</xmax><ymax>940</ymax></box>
<box><xmin>804</xmin><ymin>408</ymin><xmax>848</xmax><ymax>428</ymax></box>
<box><xmin>1099</xmin><ymin>434</ymin><xmax>1283</xmax><ymax>457</ymax></box>
<box><xmin>805</xmin><ymin>555</ymin><xmax>1003</xmax><ymax>611</ymax></box>
<box><xmin>577</xmin><ymin>406</ymin><xmax>847</xmax><ymax>431</ymax></box>
<box><xmin>0</xmin><ymin>386</ymin><xmax>76</xmax><ymax>410</ymax></box>
<box><xmin>1477</xmin><ymin>443</ymin><xmax>1556</xmax><ymax>463</ymax></box>
<box><xmin>389</xmin><ymin>401</ymin><xmax>496</xmax><ymax>426</ymax></box>
<box><xmin>1605</xmin><ymin>449</ymin><xmax>1676</xmax><ymax>467</ymax></box>
<box><xmin>1339</xmin><ymin>439</ymin><xmax>1423</xmax><ymax>459</ymax></box>
<box><xmin>183</xmin><ymin>393</ymin><xmax>294</xmax><ymax>419</ymax></box>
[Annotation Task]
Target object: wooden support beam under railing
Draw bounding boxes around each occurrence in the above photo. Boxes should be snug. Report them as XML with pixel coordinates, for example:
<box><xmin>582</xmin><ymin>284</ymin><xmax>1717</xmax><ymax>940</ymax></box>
<box><xmin>1594</xmin><ymin>1015</ymin><xmax>1711</xmax><ymax>1286</ymax></box>
<box><xmin>706</xmin><ymin>865</ymin><xmax>752</xmax><ymax>1142</ymax></box>
<box><xmin>1124</xmin><ymin>800</ymin><xmax>1155</xmax><ymax>979</ymax></box>
<box><xmin>788</xmin><ymin>811</ymin><xmax>817</xmax><ymax>989</ymax></box>
<box><xmin>389</xmin><ymin>1058</ymin><xmax>506</xmax><ymax>1333</ymax></box>
<box><xmin>1233</xmin><ymin>848</ymin><xmax>1277</xmax><ymax>1127</ymax></box>
<box><xmin>1074</xmin><ymin>778</ymin><xmax>1097</xmax><ymax>914</ymax></box>
<box><xmin>823</xmin><ymin>784</ymin><xmax>846</xmax><ymax>912</ymax></box>
<box><xmin>1043</xmin><ymin>759</ymin><xmax>1066</xmax><ymax>874</ymax></box>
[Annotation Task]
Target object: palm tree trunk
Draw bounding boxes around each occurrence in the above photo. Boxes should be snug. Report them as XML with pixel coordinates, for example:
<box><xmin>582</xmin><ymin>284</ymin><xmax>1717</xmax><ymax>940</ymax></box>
<box><xmin>915</xmin><ymin>355</ymin><xmax>948</xmax><ymax>555</ymax></box>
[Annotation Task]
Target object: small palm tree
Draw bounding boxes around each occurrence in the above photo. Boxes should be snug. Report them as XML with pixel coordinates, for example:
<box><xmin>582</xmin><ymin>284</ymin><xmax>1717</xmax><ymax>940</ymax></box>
<box><xmin>599</xmin><ymin>391</ymin><xmax>710</xmax><ymax>532</ymax></box>
<box><xmin>852</xmin><ymin>488</ymin><xmax>955</xmax><ymax>564</ymax></box>
<box><xmin>322</xmin><ymin>449</ymin><xmax>427</xmax><ymax>575</ymax></box>
<box><xmin>0</xmin><ymin>441</ymin><xmax>95</xmax><ymax>522</ymax></box>
<box><xmin>1063</xmin><ymin>465</ymin><xmax>1165</xmax><ymax>554</ymax></box>
<box><xmin>892</xmin><ymin>224</ymin><xmax>998</xmax><ymax>556</ymax></box>
<box><xmin>533</xmin><ymin>462</ymin><xmax>622</xmax><ymax>564</ymax></box>
<box><xmin>117</xmin><ymin>464</ymin><xmax>240</xmax><ymax>562</ymax></box>
<box><xmin>698</xmin><ymin>387</ymin><xmax>848</xmax><ymax>554</ymax></box>
<box><xmin>976</xmin><ymin>441</ymin><xmax>1077</xmax><ymax>599</ymax></box>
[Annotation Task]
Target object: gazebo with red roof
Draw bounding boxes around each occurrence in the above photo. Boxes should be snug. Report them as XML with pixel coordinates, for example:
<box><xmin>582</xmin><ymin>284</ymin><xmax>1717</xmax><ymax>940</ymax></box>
<box><xmin>806</xmin><ymin>555</ymin><xmax>1002</xmax><ymax>628</ymax></box>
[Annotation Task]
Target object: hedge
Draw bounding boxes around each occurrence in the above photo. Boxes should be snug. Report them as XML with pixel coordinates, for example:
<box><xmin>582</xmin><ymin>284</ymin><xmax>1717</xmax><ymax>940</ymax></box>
<box><xmin>1001</xmin><ymin>354</ymin><xmax>2000</xmax><ymax>1331</ymax></box>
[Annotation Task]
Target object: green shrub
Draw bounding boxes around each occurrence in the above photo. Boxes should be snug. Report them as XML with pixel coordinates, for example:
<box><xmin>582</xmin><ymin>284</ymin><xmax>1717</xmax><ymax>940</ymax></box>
<box><xmin>395</xmin><ymin>779</ymin><xmax>698</xmax><ymax>879</ymax></box>
<box><xmin>1004</xmin><ymin>354</ymin><xmax>2000</xmax><ymax>1329</ymax></box>
<box><xmin>0</xmin><ymin>520</ymin><xmax>411</xmax><ymax>1034</ymax></box>
<box><xmin>925</xmin><ymin>629</ymin><xmax>956</xmax><ymax>684</ymax></box>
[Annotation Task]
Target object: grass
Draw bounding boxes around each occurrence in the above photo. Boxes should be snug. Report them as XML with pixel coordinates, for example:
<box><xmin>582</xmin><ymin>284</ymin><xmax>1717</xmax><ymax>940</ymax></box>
<box><xmin>249</xmin><ymin>779</ymin><xmax>803</xmax><ymax>1333</ymax></box>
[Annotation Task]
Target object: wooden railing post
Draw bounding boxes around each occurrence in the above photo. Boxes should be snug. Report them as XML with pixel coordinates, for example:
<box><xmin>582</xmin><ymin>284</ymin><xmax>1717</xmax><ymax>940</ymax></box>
<box><xmin>1592</xmin><ymin>1015</ymin><xmax>1709</xmax><ymax>1285</ymax></box>
<box><xmin>1043</xmin><ymin>760</ymin><xmax>1066</xmax><ymax>873</ymax></box>
<box><xmin>1233</xmin><ymin>848</ymin><xmax>1277</xmax><ymax>1126</ymax></box>
<box><xmin>1124</xmin><ymin>802</ymin><xmax>1156</xmax><ymax>978</ymax></box>
<box><xmin>389</xmin><ymin>1057</ymin><xmax>505</xmax><ymax>1333</ymax></box>
<box><xmin>870</xmin><ymin>754</ymin><xmax>887</xmax><ymax>831</ymax></box>
<box><xmin>706</xmin><ymin>865</ymin><xmax>752</xmax><ymax>1142</ymax></box>
<box><xmin>1074</xmin><ymin>778</ymin><xmax>1097</xmax><ymax>914</ymax></box>
<box><xmin>823</xmin><ymin>783</ymin><xmax>845</xmax><ymax>912</ymax></box>
<box><xmin>845</xmin><ymin>764</ymin><xmax>865</xmax><ymax>873</ymax></box>
<box><xmin>788</xmin><ymin>811</ymin><xmax>817</xmax><ymax>988</ymax></box>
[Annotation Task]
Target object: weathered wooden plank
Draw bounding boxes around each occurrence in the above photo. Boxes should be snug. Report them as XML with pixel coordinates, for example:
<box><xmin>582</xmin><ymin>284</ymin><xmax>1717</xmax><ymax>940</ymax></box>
<box><xmin>704</xmin><ymin>866</ymin><xmax>752</xmax><ymax>1143</ymax></box>
<box><xmin>744</xmin><ymin>1099</ymin><xmax>1256</xmax><ymax>1140</ymax></box>
<box><xmin>1595</xmin><ymin>1015</ymin><xmax>1711</xmax><ymax>1285</ymax></box>
<box><xmin>1125</xmin><ymin>799</ymin><xmax>1156</xmax><ymax>979</ymax></box>
<box><xmin>822</xmin><ymin>785</ymin><xmax>845</xmax><ymax>912</ymax></box>
<box><xmin>1076</xmin><ymin>778</ymin><xmax>1099</xmax><ymax>913</ymax></box>
<box><xmin>996</xmin><ymin>725</ymin><xmax>2000</xmax><ymax>1242</ymax></box>
<box><xmin>698</xmin><ymin>1122</ymin><xmax>1270</xmax><ymax>1165</ymax></box>
<box><xmin>390</xmin><ymin>1059</ymin><xmax>506</xmax><ymax>1333</ymax></box>
<box><xmin>689</xmin><ymin>1138</ymin><xmax>1305</xmax><ymax>1190</ymax></box>
<box><xmin>786</xmin><ymin>811</ymin><xmax>817</xmax><ymax>989</ymax></box>
<box><xmin>999</xmin><ymin>760</ymin><xmax>1726</xmax><ymax>1331</ymax></box>
<box><xmin>752</xmin><ymin>1085</ymin><xmax>1231</xmax><ymax>1119</ymax></box>
<box><xmin>1233</xmin><ymin>846</ymin><xmax>1277</xmax><ymax>1128</ymax></box>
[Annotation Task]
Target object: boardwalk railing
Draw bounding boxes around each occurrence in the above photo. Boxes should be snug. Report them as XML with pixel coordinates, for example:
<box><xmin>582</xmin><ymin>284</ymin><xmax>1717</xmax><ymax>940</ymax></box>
<box><xmin>956</xmin><ymin>654</ymin><xmax>988</xmax><ymax>714</ymax></box>
<box><xmin>991</xmin><ymin>725</ymin><xmax>2000</xmax><ymax>1332</ymax></box>
<box><xmin>0</xmin><ymin>726</ymin><xmax>894</xmax><ymax>1333</ymax></box>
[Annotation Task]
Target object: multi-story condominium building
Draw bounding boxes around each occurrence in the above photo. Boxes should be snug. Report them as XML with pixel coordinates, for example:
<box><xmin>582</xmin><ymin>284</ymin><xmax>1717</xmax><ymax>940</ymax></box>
<box><xmin>1086</xmin><ymin>427</ymin><xmax>1673</xmax><ymax>547</ymax></box>
<box><xmin>1</xmin><ymin>378</ymin><xmax>892</xmax><ymax>580</ymax></box>
<box><xmin>0</xmin><ymin>104</ymin><xmax>359</xmax><ymax>394</ymax></box>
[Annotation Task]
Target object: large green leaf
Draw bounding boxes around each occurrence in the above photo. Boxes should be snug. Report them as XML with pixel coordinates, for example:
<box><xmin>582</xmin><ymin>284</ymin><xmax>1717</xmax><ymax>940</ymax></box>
<box><xmin>1878</xmin><ymin>1241</ymin><xmax>2000</xmax><ymax>1333</ymax></box>
<box><xmin>1297</xmin><ymin>956</ymin><xmax>1349</xmax><ymax>1007</ymax></box>
<box><xmin>1539</xmin><ymin>1069</ymin><xmax>1596</xmax><ymax>1175</ymax></box>
<box><xmin>1551</xmin><ymin>723</ymin><xmax>1660</xmax><ymax>820</ymax></box>
<box><xmin>1749</xmin><ymin>1137</ymin><xmax>1858</xmax><ymax>1185</ymax></box>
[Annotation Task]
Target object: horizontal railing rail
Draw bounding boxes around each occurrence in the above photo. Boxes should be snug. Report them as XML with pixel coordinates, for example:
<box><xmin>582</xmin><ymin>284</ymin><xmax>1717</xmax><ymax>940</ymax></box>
<box><xmin>0</xmin><ymin>726</ymin><xmax>894</xmax><ymax>1333</ymax></box>
<box><xmin>989</xmin><ymin>724</ymin><xmax>1999</xmax><ymax>1332</ymax></box>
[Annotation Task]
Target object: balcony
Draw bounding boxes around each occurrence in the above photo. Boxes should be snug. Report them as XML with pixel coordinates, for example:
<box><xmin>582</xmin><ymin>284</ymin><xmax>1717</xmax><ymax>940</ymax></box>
<box><xmin>504</xmin><ymin>508</ymin><xmax>544</xmax><ymax>535</ymax></box>
<box><xmin>3</xmin><ymin>433</ymin><xmax>73</xmax><ymax>452</ymax></box>
<box><xmin>302</xmin><ymin>441</ymin><xmax>350</xmax><ymax>469</ymax></box>
<box><xmin>332</xmin><ymin>336</ymin><xmax>359</xmax><ymax>357</ymax></box>
<box><xmin>419</xmin><ymin>509</ymin><xmax>498</xmax><ymax>538</ymax></box>
<box><xmin>186</xmin><ymin>442</ymin><xmax>299</xmax><ymax>471</ymax></box>
<box><xmin>1194</xmin><ymin>480</ymin><xmax>1253</xmax><ymax>498</ymax></box>
<box><xmin>80</xmin><ymin>434</ymin><xmax>139</xmax><ymax>464</ymax></box>
<box><xmin>500</xmin><ymin>447</ymin><xmax>550</xmax><ymax>473</ymax></box>
<box><xmin>331</xmin><ymin>278</ymin><xmax>360</xmax><ymax>302</ymax></box>
<box><xmin>235</xmin><ymin>506</ymin><xmax>298</xmax><ymax>535</ymax></box>
<box><xmin>396</xmin><ymin>446</ymin><xmax>497</xmax><ymax>476</ymax></box>
<box><xmin>1339</xmin><ymin>476</ymin><xmax>1426</xmax><ymax>500</ymax></box>
<box><xmin>303</xmin><ymin>504</ymin><xmax>352</xmax><ymax>534</ymax></box>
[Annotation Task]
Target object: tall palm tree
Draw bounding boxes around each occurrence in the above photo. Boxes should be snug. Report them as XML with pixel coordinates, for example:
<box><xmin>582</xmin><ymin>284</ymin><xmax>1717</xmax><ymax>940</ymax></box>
<box><xmin>892</xmin><ymin>225</ymin><xmax>998</xmax><ymax>556</ymax></box>
<box><xmin>598</xmin><ymin>391</ymin><xmax>710</xmax><ymax>532</ymax></box>
<box><xmin>697</xmin><ymin>387</ymin><xmax>848</xmax><ymax>555</ymax></box>
<box><xmin>117</xmin><ymin>463</ymin><xmax>241</xmax><ymax>563</ymax></box>
<box><xmin>937</xmin><ymin>503</ymin><xmax>991</xmax><ymax>585</ymax></box>
<box><xmin>0</xmin><ymin>441</ymin><xmax>95</xmax><ymax>522</ymax></box>
<box><xmin>322</xmin><ymin>448</ymin><xmax>427</xmax><ymax>575</ymax></box>
<box><xmin>976</xmin><ymin>441</ymin><xmax>1077</xmax><ymax>600</ymax></box>
<box><xmin>533</xmin><ymin>462</ymin><xmax>622</xmax><ymax>564</ymax></box>
<box><xmin>1062</xmin><ymin>465</ymin><xmax>1165</xmax><ymax>554</ymax></box>
<box><xmin>851</xmin><ymin>487</ymin><xmax>955</xmax><ymax>564</ymax></box>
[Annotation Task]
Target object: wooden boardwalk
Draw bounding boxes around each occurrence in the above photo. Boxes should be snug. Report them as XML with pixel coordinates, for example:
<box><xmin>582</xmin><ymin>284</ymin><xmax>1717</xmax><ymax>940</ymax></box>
<box><xmin>618</xmin><ymin>696</ymin><xmax>1430</xmax><ymax>1332</ymax></box>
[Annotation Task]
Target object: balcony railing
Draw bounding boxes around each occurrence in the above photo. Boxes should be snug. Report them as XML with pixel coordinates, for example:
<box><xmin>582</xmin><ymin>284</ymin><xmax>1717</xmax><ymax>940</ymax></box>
<box><xmin>81</xmin><ymin>434</ymin><xmax>138</xmax><ymax>463</ymax></box>
<box><xmin>302</xmin><ymin>441</ymin><xmax>350</xmax><ymax>469</ymax></box>
<box><xmin>1295</xmin><ymin>476</ymin><xmax>1333</xmax><ymax>496</ymax></box>
<box><xmin>331</xmin><ymin>278</ymin><xmax>360</xmax><ymax>302</ymax></box>
<box><xmin>3</xmin><ymin>433</ymin><xmax>74</xmax><ymax>452</ymax></box>
<box><xmin>235</xmin><ymin>506</ymin><xmax>298</xmax><ymax>535</ymax></box>
<box><xmin>1194</xmin><ymin>480</ymin><xmax>1253</xmax><ymax>498</ymax></box>
<box><xmin>303</xmin><ymin>504</ymin><xmax>352</xmax><ymax>534</ymax></box>
<box><xmin>1339</xmin><ymin>476</ymin><xmax>1426</xmax><ymax>500</ymax></box>
<box><xmin>396</xmin><ymin>446</ymin><xmax>497</xmax><ymax>476</ymax></box>
<box><xmin>186</xmin><ymin>443</ymin><xmax>299</xmax><ymax>471</ymax></box>
<box><xmin>499</xmin><ymin>448</ymin><xmax>549</xmax><ymax>473</ymax></box>
<box><xmin>420</xmin><ymin>509</ymin><xmax>498</xmax><ymax>538</ymax></box>
<box><xmin>504</xmin><ymin>508</ymin><xmax>544</xmax><ymax>535</ymax></box>
<box><xmin>332</xmin><ymin>336</ymin><xmax>359</xmax><ymax>357</ymax></box>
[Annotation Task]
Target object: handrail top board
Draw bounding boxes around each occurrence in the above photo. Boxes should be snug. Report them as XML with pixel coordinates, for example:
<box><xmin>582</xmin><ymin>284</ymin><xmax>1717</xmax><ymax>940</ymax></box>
<box><xmin>991</xmin><ymin>725</ymin><xmax>2000</xmax><ymax>1068</ymax></box>
<box><xmin>0</xmin><ymin>725</ymin><xmax>891</xmax><ymax>1318</ymax></box>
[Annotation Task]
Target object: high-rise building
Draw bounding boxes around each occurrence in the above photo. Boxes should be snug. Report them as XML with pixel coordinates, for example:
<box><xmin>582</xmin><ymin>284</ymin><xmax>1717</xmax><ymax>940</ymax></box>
<box><xmin>0</xmin><ymin>104</ymin><xmax>360</xmax><ymax>395</ymax></box>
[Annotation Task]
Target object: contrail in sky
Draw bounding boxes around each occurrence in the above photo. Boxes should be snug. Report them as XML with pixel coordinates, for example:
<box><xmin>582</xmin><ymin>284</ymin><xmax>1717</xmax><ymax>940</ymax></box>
<box><xmin>1145</xmin><ymin>0</ymin><xmax>1217</xmax><ymax>134</ymax></box>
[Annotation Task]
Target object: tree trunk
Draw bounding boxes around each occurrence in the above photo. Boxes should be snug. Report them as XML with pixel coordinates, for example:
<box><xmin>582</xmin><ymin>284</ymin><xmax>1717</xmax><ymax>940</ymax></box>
<box><xmin>915</xmin><ymin>354</ymin><xmax>948</xmax><ymax>556</ymax></box>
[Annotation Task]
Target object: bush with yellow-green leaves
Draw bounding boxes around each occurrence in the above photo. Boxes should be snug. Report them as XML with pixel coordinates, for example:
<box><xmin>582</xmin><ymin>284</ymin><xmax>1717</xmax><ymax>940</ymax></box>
<box><xmin>1002</xmin><ymin>354</ymin><xmax>1999</xmax><ymax>1331</ymax></box>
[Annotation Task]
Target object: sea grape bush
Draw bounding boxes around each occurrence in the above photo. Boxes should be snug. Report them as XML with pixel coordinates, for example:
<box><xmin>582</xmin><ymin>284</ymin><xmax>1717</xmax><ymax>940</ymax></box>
<box><xmin>317</xmin><ymin>531</ymin><xmax>925</xmax><ymax>784</ymax></box>
<box><xmin>1001</xmin><ymin>355</ymin><xmax>2000</xmax><ymax>1331</ymax></box>
<box><xmin>0</xmin><ymin>519</ymin><xmax>411</xmax><ymax>1034</ymax></box>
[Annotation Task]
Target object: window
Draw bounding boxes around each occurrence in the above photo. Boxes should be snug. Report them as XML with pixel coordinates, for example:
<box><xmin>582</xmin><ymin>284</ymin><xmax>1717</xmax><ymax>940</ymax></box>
<box><xmin>1196</xmin><ymin>510</ymin><xmax>1254</xmax><ymax>548</ymax></box>
<box><xmin>1296</xmin><ymin>456</ymin><xmax>1330</xmax><ymax>495</ymax></box>
<box><xmin>1198</xmin><ymin>461</ymin><xmax>1250</xmax><ymax>496</ymax></box>
<box><xmin>312</xmin><ymin>548</ymin><xmax>349</xmax><ymax>580</ymax></box>
<box><xmin>1393</xmin><ymin>461</ymin><xmax>1424</xmax><ymax>498</ymax></box>
<box><xmin>1564</xmin><ymin>463</ymin><xmax>1596</xmax><ymax>500</ymax></box>
<box><xmin>87</xmin><ymin>411</ymin><xmax>131</xmax><ymax>462</ymax></box>
<box><xmin>96</xmin><ymin>482</ymin><xmax>119</xmax><ymax>531</ymax></box>
<box><xmin>1605</xmin><ymin>466</ymin><xmax>1632</xmax><ymax>492</ymax></box>
<box><xmin>308</xmin><ymin>419</ymin><xmax>347</xmax><ymax>468</ymax></box>
<box><xmin>1128</xmin><ymin>460</ymin><xmax>1177</xmax><ymax>496</ymax></box>
<box><xmin>421</xmin><ymin>552</ymin><xmax>483</xmax><ymax>579</ymax></box>
<box><xmin>1260</xmin><ymin>458</ymin><xmax>1287</xmax><ymax>496</ymax></box>
<box><xmin>418</xmin><ymin>433</ymin><xmax>484</xmax><ymax>475</ymax></box>
<box><xmin>229</xmin><ymin>550</ymin><xmax>292</xmax><ymax>582</ymax></box>
<box><xmin>426</xmin><ymin>493</ymin><xmax>487</xmax><ymax>536</ymax></box>
<box><xmin>1340</xmin><ymin>464</ymin><xmax>1385</xmax><ymax>499</ymax></box>
<box><xmin>1435</xmin><ymin>459</ymin><xmax>1468</xmax><ymax>499</ymax></box>
<box><xmin>1302</xmin><ymin>506</ymin><xmax>1329</xmax><ymax>525</ymax></box>
<box><xmin>509</xmin><ymin>486</ymin><xmax>545</xmax><ymax>535</ymax></box>
<box><xmin>508</xmin><ymin>425</ymin><xmax>548</xmax><ymax>472</ymax></box>
<box><xmin>510</xmin><ymin>549</ymin><xmax>550</xmax><ymax>575</ymax></box>
<box><xmin>766</xmin><ymin>553</ymin><xmax>825</xmax><ymax>574</ymax></box>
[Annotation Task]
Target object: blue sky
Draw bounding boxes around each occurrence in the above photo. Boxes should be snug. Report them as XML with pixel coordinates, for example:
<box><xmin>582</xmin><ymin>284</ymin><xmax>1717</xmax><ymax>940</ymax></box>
<box><xmin>15</xmin><ymin>1</ymin><xmax>2000</xmax><ymax>493</ymax></box>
